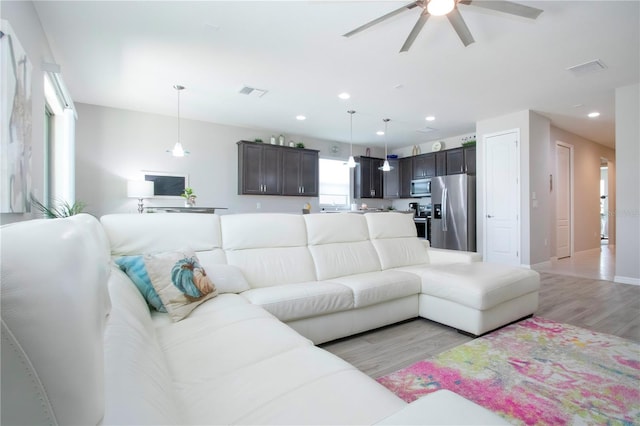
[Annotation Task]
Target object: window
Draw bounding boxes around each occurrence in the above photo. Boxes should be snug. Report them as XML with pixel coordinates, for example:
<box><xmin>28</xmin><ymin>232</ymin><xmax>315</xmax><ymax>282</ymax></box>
<box><xmin>318</xmin><ymin>158</ymin><xmax>351</xmax><ymax>208</ymax></box>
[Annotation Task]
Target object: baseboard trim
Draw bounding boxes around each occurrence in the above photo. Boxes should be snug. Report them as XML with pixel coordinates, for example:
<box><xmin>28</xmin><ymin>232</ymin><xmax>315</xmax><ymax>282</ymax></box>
<box><xmin>614</xmin><ymin>276</ymin><xmax>640</xmax><ymax>286</ymax></box>
<box><xmin>531</xmin><ymin>260</ymin><xmax>552</xmax><ymax>269</ymax></box>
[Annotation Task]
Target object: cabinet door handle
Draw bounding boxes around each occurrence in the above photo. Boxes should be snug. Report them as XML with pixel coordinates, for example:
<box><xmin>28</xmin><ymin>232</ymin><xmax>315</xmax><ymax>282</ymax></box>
<box><xmin>301</xmin><ymin>186</ymin><xmax>305</xmax><ymax>194</ymax></box>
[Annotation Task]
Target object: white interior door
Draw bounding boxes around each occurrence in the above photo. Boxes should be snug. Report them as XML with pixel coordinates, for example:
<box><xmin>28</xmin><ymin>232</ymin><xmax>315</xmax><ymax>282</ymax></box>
<box><xmin>484</xmin><ymin>131</ymin><xmax>520</xmax><ymax>265</ymax></box>
<box><xmin>556</xmin><ymin>142</ymin><xmax>572</xmax><ymax>259</ymax></box>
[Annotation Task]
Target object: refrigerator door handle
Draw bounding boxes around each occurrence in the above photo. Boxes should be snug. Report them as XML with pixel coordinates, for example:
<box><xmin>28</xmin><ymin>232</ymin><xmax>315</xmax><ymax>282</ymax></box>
<box><xmin>442</xmin><ymin>187</ymin><xmax>448</xmax><ymax>232</ymax></box>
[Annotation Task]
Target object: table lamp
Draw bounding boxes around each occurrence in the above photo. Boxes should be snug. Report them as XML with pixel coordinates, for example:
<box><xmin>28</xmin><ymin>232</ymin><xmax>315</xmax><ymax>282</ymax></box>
<box><xmin>127</xmin><ymin>180</ymin><xmax>154</xmax><ymax>213</ymax></box>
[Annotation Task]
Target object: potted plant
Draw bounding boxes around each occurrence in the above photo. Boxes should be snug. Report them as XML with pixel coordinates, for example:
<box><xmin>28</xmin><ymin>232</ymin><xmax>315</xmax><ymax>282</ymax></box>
<box><xmin>181</xmin><ymin>187</ymin><xmax>197</xmax><ymax>207</ymax></box>
<box><xmin>30</xmin><ymin>195</ymin><xmax>86</xmax><ymax>218</ymax></box>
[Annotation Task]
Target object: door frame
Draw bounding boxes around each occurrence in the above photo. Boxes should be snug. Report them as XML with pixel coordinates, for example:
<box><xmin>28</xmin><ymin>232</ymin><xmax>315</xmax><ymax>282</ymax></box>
<box><xmin>482</xmin><ymin>128</ymin><xmax>521</xmax><ymax>265</ymax></box>
<box><xmin>554</xmin><ymin>140</ymin><xmax>575</xmax><ymax>259</ymax></box>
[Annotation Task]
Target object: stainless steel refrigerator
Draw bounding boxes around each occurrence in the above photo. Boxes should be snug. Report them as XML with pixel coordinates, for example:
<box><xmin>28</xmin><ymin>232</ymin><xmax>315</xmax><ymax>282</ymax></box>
<box><xmin>431</xmin><ymin>174</ymin><xmax>476</xmax><ymax>251</ymax></box>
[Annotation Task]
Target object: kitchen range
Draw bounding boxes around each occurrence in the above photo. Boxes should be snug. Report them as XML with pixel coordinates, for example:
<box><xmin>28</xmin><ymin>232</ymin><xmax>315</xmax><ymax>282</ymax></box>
<box><xmin>409</xmin><ymin>202</ymin><xmax>431</xmax><ymax>241</ymax></box>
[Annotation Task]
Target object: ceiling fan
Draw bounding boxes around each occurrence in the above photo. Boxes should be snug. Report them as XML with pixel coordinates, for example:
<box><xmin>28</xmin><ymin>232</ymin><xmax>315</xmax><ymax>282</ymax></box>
<box><xmin>343</xmin><ymin>0</ymin><xmax>543</xmax><ymax>52</ymax></box>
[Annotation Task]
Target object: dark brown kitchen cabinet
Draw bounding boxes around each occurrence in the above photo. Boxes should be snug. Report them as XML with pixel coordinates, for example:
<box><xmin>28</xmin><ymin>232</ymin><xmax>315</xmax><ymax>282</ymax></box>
<box><xmin>435</xmin><ymin>151</ymin><xmax>447</xmax><ymax>176</ymax></box>
<box><xmin>400</xmin><ymin>157</ymin><xmax>413</xmax><ymax>198</ymax></box>
<box><xmin>282</xmin><ymin>149</ymin><xmax>319</xmax><ymax>196</ymax></box>
<box><xmin>446</xmin><ymin>146</ymin><xmax>476</xmax><ymax>175</ymax></box>
<box><xmin>238</xmin><ymin>141</ymin><xmax>281</xmax><ymax>195</ymax></box>
<box><xmin>464</xmin><ymin>146</ymin><xmax>476</xmax><ymax>174</ymax></box>
<box><xmin>446</xmin><ymin>148</ymin><xmax>465</xmax><ymax>175</ymax></box>
<box><xmin>383</xmin><ymin>159</ymin><xmax>400</xmax><ymax>199</ymax></box>
<box><xmin>354</xmin><ymin>156</ymin><xmax>384</xmax><ymax>199</ymax></box>
<box><xmin>412</xmin><ymin>153</ymin><xmax>436</xmax><ymax>179</ymax></box>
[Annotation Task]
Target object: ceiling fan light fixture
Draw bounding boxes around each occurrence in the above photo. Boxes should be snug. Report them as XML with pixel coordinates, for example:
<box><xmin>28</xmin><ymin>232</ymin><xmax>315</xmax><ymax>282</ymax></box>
<box><xmin>427</xmin><ymin>0</ymin><xmax>455</xmax><ymax>16</ymax></box>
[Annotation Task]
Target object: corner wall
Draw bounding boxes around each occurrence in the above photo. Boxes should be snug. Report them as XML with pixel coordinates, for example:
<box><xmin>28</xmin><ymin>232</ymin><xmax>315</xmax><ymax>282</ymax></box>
<box><xmin>614</xmin><ymin>84</ymin><xmax>640</xmax><ymax>285</ymax></box>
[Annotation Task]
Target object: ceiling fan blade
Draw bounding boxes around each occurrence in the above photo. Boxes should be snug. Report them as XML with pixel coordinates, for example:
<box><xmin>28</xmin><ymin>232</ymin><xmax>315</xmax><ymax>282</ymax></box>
<box><xmin>447</xmin><ymin>8</ymin><xmax>475</xmax><ymax>47</ymax></box>
<box><xmin>400</xmin><ymin>9</ymin><xmax>430</xmax><ymax>52</ymax></box>
<box><xmin>460</xmin><ymin>0</ymin><xmax>543</xmax><ymax>20</ymax></box>
<box><xmin>343</xmin><ymin>1</ymin><xmax>422</xmax><ymax>38</ymax></box>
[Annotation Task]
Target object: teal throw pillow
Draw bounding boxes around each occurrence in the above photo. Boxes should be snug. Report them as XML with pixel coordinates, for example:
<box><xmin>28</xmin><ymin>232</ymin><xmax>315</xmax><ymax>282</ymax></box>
<box><xmin>115</xmin><ymin>255</ymin><xmax>167</xmax><ymax>312</ymax></box>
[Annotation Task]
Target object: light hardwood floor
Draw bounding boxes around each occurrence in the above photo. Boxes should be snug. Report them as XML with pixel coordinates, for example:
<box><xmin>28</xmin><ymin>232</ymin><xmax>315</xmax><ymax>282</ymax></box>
<box><xmin>321</xmin><ymin>272</ymin><xmax>640</xmax><ymax>379</ymax></box>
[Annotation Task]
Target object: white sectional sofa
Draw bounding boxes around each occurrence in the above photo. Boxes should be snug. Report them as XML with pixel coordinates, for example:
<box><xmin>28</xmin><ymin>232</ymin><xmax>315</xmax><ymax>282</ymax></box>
<box><xmin>1</xmin><ymin>212</ymin><xmax>539</xmax><ymax>425</ymax></box>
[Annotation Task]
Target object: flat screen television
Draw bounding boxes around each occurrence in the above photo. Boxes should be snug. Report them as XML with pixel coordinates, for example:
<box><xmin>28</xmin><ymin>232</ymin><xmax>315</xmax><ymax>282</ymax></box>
<box><xmin>143</xmin><ymin>172</ymin><xmax>188</xmax><ymax>197</ymax></box>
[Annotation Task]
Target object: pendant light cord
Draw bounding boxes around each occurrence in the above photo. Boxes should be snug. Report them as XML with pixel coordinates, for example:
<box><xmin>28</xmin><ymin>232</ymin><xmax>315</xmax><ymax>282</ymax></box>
<box><xmin>348</xmin><ymin>110</ymin><xmax>355</xmax><ymax>156</ymax></box>
<box><xmin>383</xmin><ymin>118</ymin><xmax>390</xmax><ymax>157</ymax></box>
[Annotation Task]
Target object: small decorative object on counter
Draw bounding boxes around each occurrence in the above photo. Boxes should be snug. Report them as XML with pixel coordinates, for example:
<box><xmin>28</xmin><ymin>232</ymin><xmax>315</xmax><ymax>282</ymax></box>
<box><xmin>365</xmin><ymin>147</ymin><xmax>371</xmax><ymax>156</ymax></box>
<box><xmin>254</xmin><ymin>138</ymin><xmax>263</xmax><ymax>143</ymax></box>
<box><xmin>270</xmin><ymin>135</ymin><xmax>276</xmax><ymax>145</ymax></box>
<box><xmin>278</xmin><ymin>134</ymin><xmax>285</xmax><ymax>145</ymax></box>
<box><xmin>302</xmin><ymin>202</ymin><xmax>311</xmax><ymax>214</ymax></box>
<box><xmin>361</xmin><ymin>203</ymin><xmax>368</xmax><ymax>210</ymax></box>
<box><xmin>295</xmin><ymin>142</ymin><xmax>305</xmax><ymax>149</ymax></box>
<box><xmin>181</xmin><ymin>187</ymin><xmax>197</xmax><ymax>207</ymax></box>
<box><xmin>461</xmin><ymin>135</ymin><xmax>476</xmax><ymax>147</ymax></box>
<box><xmin>289</xmin><ymin>141</ymin><xmax>295</xmax><ymax>147</ymax></box>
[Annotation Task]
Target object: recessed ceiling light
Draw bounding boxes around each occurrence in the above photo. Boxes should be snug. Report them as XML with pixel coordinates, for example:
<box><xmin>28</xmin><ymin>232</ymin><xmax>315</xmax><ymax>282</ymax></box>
<box><xmin>338</xmin><ymin>92</ymin><xmax>351</xmax><ymax>100</ymax></box>
<box><xmin>588</xmin><ymin>112</ymin><xmax>600</xmax><ymax>118</ymax></box>
<box><xmin>425</xmin><ymin>116</ymin><xmax>436</xmax><ymax>121</ymax></box>
<box><xmin>376</xmin><ymin>131</ymin><xmax>385</xmax><ymax>136</ymax></box>
<box><xmin>296</xmin><ymin>115</ymin><xmax>306</xmax><ymax>121</ymax></box>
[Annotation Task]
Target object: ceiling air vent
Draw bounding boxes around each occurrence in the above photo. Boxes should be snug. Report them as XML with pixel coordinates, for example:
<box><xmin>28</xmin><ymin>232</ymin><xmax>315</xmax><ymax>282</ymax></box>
<box><xmin>566</xmin><ymin>60</ymin><xmax>607</xmax><ymax>77</ymax></box>
<box><xmin>416</xmin><ymin>127</ymin><xmax>437</xmax><ymax>134</ymax></box>
<box><xmin>238</xmin><ymin>86</ymin><xmax>268</xmax><ymax>98</ymax></box>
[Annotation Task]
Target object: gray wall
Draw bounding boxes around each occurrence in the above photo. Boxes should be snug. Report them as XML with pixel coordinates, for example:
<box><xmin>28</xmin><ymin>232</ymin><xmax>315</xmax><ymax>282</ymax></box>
<box><xmin>74</xmin><ymin>103</ymin><xmax>386</xmax><ymax>218</ymax></box>
<box><xmin>614</xmin><ymin>84</ymin><xmax>640</xmax><ymax>284</ymax></box>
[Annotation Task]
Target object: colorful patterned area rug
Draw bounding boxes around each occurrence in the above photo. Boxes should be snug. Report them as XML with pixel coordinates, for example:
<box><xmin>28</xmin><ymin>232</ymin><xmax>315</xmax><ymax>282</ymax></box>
<box><xmin>377</xmin><ymin>317</ymin><xmax>640</xmax><ymax>425</ymax></box>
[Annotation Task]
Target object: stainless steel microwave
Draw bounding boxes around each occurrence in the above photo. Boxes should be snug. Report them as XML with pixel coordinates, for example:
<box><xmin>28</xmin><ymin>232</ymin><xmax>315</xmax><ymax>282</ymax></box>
<box><xmin>410</xmin><ymin>178</ymin><xmax>431</xmax><ymax>197</ymax></box>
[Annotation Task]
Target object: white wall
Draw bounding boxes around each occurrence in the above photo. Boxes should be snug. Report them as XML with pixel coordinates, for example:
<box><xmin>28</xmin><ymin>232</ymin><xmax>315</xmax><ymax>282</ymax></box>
<box><xmin>0</xmin><ymin>1</ymin><xmax>56</xmax><ymax>225</ymax></box>
<box><xmin>614</xmin><ymin>83</ymin><xmax>640</xmax><ymax>285</ymax></box>
<box><xmin>74</xmin><ymin>103</ymin><xmax>386</xmax><ymax>217</ymax></box>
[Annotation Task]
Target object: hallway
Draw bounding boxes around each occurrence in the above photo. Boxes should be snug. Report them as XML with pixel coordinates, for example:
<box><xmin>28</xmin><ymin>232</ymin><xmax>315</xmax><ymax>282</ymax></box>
<box><xmin>533</xmin><ymin>245</ymin><xmax>615</xmax><ymax>281</ymax></box>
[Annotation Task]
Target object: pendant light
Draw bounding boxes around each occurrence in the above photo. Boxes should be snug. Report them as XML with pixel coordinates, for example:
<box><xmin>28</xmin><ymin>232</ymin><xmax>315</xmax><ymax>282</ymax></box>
<box><xmin>379</xmin><ymin>118</ymin><xmax>394</xmax><ymax>172</ymax></box>
<box><xmin>346</xmin><ymin>110</ymin><xmax>356</xmax><ymax>168</ymax></box>
<box><xmin>167</xmin><ymin>84</ymin><xmax>190</xmax><ymax>157</ymax></box>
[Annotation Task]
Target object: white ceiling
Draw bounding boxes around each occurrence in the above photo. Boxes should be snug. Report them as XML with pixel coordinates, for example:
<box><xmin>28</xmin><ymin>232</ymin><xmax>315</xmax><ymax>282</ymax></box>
<box><xmin>33</xmin><ymin>1</ymin><xmax>639</xmax><ymax>149</ymax></box>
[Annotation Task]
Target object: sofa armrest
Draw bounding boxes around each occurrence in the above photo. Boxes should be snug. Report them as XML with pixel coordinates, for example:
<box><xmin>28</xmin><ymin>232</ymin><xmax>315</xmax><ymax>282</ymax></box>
<box><xmin>375</xmin><ymin>390</ymin><xmax>509</xmax><ymax>425</ymax></box>
<box><xmin>427</xmin><ymin>246</ymin><xmax>482</xmax><ymax>264</ymax></box>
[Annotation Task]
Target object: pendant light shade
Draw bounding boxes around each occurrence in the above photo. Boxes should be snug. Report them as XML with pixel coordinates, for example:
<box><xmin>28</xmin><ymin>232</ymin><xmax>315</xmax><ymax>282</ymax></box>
<box><xmin>379</xmin><ymin>118</ymin><xmax>394</xmax><ymax>172</ymax></box>
<box><xmin>346</xmin><ymin>110</ymin><xmax>356</xmax><ymax>168</ymax></box>
<box><xmin>167</xmin><ymin>84</ymin><xmax>190</xmax><ymax>157</ymax></box>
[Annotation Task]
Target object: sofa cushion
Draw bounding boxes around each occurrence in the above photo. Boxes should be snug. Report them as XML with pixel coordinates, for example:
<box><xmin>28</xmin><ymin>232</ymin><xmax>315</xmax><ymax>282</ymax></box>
<box><xmin>371</xmin><ymin>237</ymin><xmax>430</xmax><ymax>270</ymax></box>
<box><xmin>309</xmin><ymin>241</ymin><xmax>381</xmax><ymax>280</ymax></box>
<box><xmin>304</xmin><ymin>212</ymin><xmax>370</xmax><ymax>245</ymax></box>
<box><xmin>221</xmin><ymin>213</ymin><xmax>307</xmax><ymax>250</ymax></box>
<box><xmin>418</xmin><ymin>263</ymin><xmax>541</xmax><ymax>310</ymax></box>
<box><xmin>144</xmin><ymin>250</ymin><xmax>218</xmax><ymax>321</ymax></box>
<box><xmin>365</xmin><ymin>212</ymin><xmax>417</xmax><ymax>239</ymax></box>
<box><xmin>329</xmin><ymin>270</ymin><xmax>421</xmax><ymax>308</ymax></box>
<box><xmin>101</xmin><ymin>213</ymin><xmax>223</xmax><ymax>256</ymax></box>
<box><xmin>104</xmin><ymin>267</ymin><xmax>182</xmax><ymax>425</ymax></box>
<box><xmin>225</xmin><ymin>247</ymin><xmax>317</xmax><ymax>288</ymax></box>
<box><xmin>241</xmin><ymin>282</ymin><xmax>354</xmax><ymax>321</ymax></box>
<box><xmin>365</xmin><ymin>213</ymin><xmax>430</xmax><ymax>269</ymax></box>
<box><xmin>168</xmin><ymin>345</ymin><xmax>405</xmax><ymax>425</ymax></box>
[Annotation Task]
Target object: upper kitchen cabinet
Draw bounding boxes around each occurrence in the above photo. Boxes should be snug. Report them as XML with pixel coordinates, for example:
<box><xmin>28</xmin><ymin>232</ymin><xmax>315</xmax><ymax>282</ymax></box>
<box><xmin>435</xmin><ymin>151</ymin><xmax>447</xmax><ymax>176</ymax></box>
<box><xmin>399</xmin><ymin>157</ymin><xmax>413</xmax><ymax>198</ymax></box>
<box><xmin>446</xmin><ymin>146</ymin><xmax>476</xmax><ymax>175</ymax></box>
<box><xmin>354</xmin><ymin>156</ymin><xmax>384</xmax><ymax>199</ymax></box>
<box><xmin>412</xmin><ymin>153</ymin><xmax>436</xmax><ymax>179</ymax></box>
<box><xmin>383</xmin><ymin>158</ymin><xmax>400</xmax><ymax>199</ymax></box>
<box><xmin>238</xmin><ymin>141</ymin><xmax>281</xmax><ymax>195</ymax></box>
<box><xmin>282</xmin><ymin>149</ymin><xmax>319</xmax><ymax>196</ymax></box>
<box><xmin>238</xmin><ymin>141</ymin><xmax>320</xmax><ymax>196</ymax></box>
